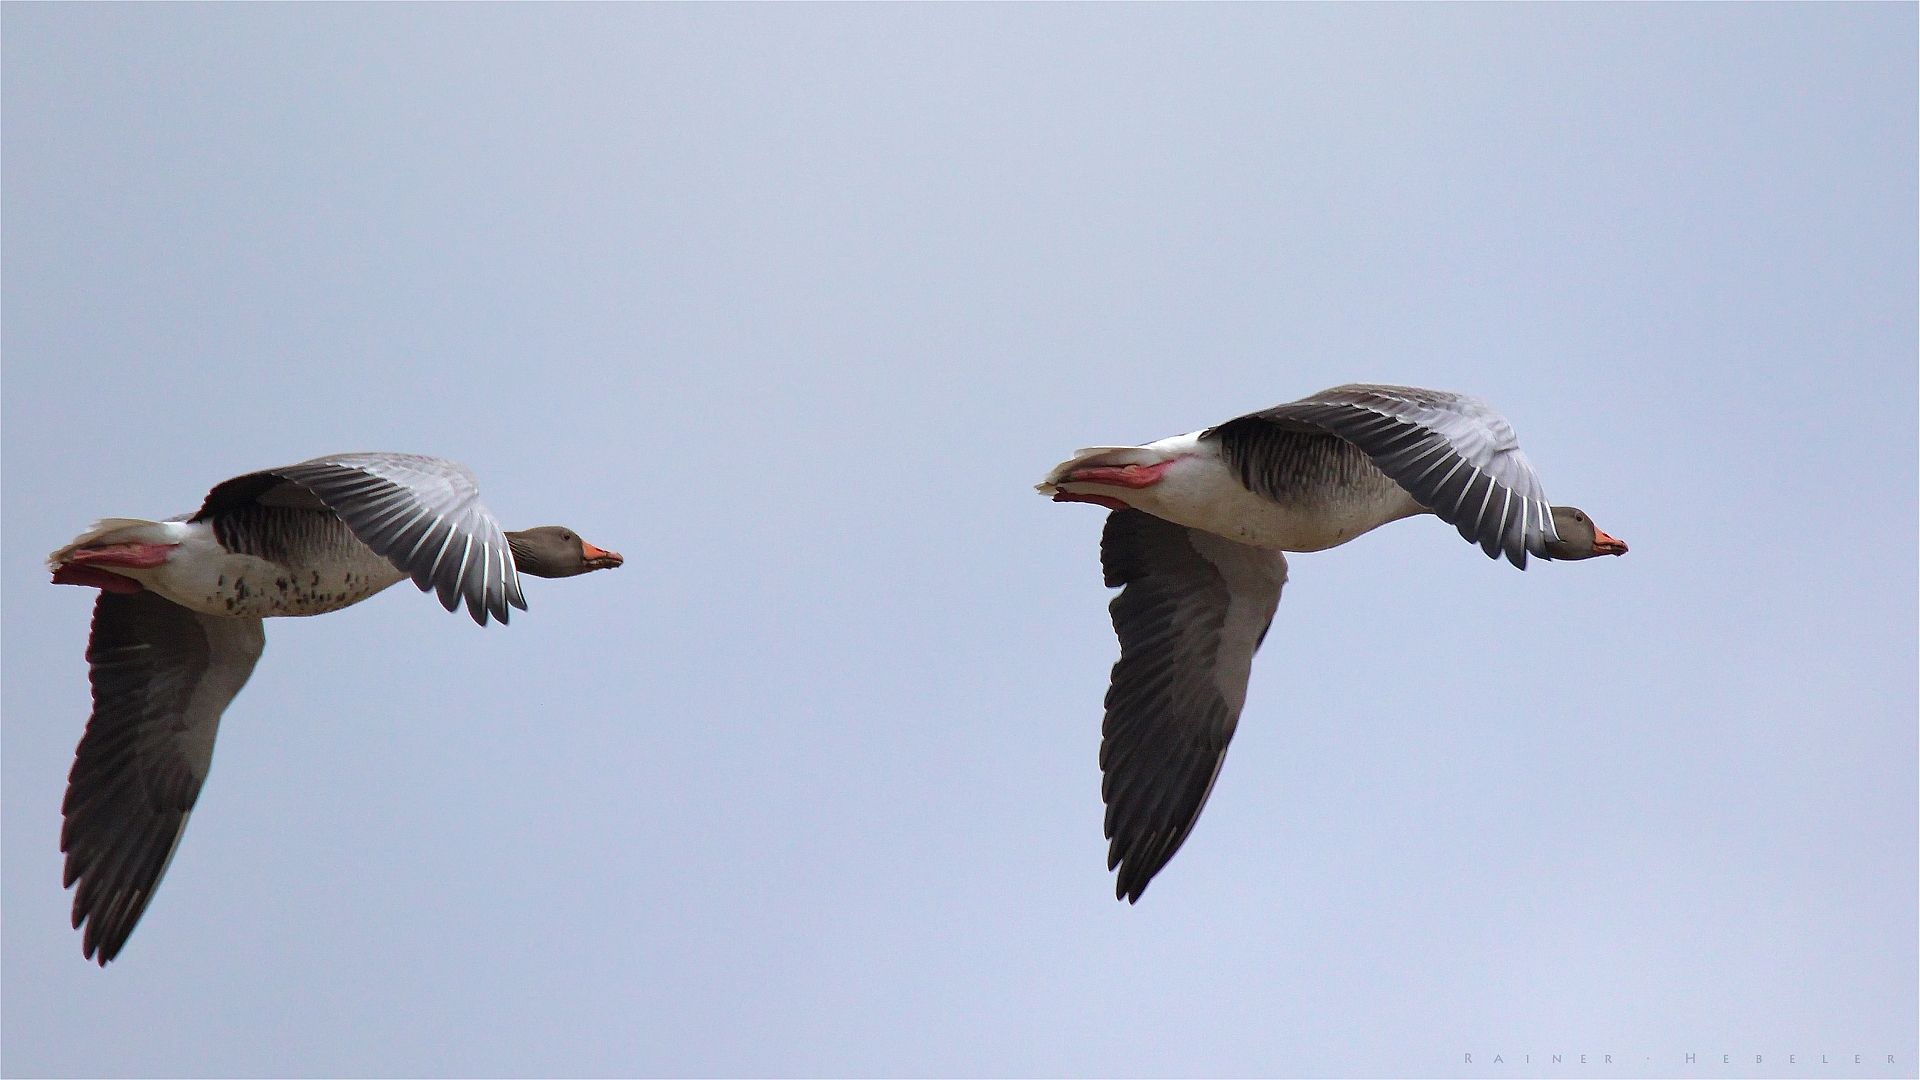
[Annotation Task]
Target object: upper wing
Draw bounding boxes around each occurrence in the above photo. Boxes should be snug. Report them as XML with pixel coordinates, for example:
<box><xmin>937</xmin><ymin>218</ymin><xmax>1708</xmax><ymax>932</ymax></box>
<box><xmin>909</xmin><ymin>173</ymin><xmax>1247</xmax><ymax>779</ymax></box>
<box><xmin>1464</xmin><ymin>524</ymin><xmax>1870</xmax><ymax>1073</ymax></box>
<box><xmin>62</xmin><ymin>591</ymin><xmax>265</xmax><ymax>964</ymax></box>
<box><xmin>196</xmin><ymin>452</ymin><xmax>525</xmax><ymax>625</ymax></box>
<box><xmin>1098</xmin><ymin>509</ymin><xmax>1287</xmax><ymax>902</ymax></box>
<box><xmin>1211</xmin><ymin>384</ymin><xmax>1557</xmax><ymax>568</ymax></box>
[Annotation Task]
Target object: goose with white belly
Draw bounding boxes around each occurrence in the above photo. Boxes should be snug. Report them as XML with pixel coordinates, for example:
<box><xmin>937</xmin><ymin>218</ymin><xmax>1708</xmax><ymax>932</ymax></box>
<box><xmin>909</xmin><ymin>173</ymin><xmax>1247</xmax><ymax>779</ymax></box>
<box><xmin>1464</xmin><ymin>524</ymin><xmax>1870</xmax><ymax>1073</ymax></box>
<box><xmin>1038</xmin><ymin>384</ymin><xmax>1626</xmax><ymax>902</ymax></box>
<box><xmin>48</xmin><ymin>452</ymin><xmax>622</xmax><ymax>964</ymax></box>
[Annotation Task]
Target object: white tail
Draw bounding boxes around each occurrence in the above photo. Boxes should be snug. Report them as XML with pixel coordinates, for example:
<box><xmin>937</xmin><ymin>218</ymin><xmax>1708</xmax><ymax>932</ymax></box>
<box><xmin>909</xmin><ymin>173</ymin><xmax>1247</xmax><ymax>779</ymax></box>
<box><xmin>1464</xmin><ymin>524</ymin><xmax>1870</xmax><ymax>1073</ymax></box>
<box><xmin>1036</xmin><ymin>446</ymin><xmax>1170</xmax><ymax>495</ymax></box>
<box><xmin>47</xmin><ymin>518</ymin><xmax>173</xmax><ymax>571</ymax></box>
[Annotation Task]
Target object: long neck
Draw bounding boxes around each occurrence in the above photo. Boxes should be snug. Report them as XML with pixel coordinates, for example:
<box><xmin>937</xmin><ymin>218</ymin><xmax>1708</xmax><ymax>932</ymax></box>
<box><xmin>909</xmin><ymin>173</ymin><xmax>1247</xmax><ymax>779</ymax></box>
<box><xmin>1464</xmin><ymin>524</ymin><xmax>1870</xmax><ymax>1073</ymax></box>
<box><xmin>504</xmin><ymin>530</ymin><xmax>539</xmax><ymax>575</ymax></box>
<box><xmin>504</xmin><ymin>529</ymin><xmax>579</xmax><ymax>579</ymax></box>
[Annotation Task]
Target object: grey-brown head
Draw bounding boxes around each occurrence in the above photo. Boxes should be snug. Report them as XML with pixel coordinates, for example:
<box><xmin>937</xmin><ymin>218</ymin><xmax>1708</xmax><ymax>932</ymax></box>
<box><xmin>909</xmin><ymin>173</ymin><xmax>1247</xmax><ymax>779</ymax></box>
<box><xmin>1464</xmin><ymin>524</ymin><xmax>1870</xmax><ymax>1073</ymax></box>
<box><xmin>1543</xmin><ymin>506</ymin><xmax>1628</xmax><ymax>560</ymax></box>
<box><xmin>505</xmin><ymin>527</ymin><xmax>624</xmax><ymax>578</ymax></box>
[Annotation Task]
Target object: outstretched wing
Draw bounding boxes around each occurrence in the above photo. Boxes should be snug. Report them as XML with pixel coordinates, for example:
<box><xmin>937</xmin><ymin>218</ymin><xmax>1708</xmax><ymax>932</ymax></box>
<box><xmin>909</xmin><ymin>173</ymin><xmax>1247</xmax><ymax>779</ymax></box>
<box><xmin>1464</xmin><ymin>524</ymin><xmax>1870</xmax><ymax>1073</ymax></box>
<box><xmin>62</xmin><ymin>591</ymin><xmax>265</xmax><ymax>964</ymax></box>
<box><xmin>1098</xmin><ymin>509</ymin><xmax>1287</xmax><ymax>902</ymax></box>
<box><xmin>196</xmin><ymin>453</ymin><xmax>525</xmax><ymax>625</ymax></box>
<box><xmin>1210</xmin><ymin>384</ymin><xmax>1557</xmax><ymax>568</ymax></box>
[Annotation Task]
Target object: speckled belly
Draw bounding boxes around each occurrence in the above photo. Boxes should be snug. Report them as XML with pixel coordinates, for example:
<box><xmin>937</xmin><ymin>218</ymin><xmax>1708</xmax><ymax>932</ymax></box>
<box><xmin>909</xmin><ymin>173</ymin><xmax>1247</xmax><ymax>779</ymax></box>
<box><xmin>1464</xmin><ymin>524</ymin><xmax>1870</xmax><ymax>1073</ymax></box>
<box><xmin>192</xmin><ymin>556</ymin><xmax>409</xmax><ymax>618</ymax></box>
<box><xmin>1101</xmin><ymin>448</ymin><xmax>1430</xmax><ymax>552</ymax></box>
<box><xmin>138</xmin><ymin>524</ymin><xmax>411</xmax><ymax>618</ymax></box>
<box><xmin>1126</xmin><ymin>482</ymin><xmax>1402</xmax><ymax>551</ymax></box>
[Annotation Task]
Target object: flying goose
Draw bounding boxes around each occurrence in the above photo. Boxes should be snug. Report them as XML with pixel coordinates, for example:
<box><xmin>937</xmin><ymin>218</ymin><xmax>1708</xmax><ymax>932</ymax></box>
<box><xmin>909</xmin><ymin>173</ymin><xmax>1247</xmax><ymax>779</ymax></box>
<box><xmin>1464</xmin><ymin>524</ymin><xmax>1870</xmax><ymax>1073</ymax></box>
<box><xmin>1038</xmin><ymin>385</ymin><xmax>1627</xmax><ymax>902</ymax></box>
<box><xmin>47</xmin><ymin>452</ymin><xmax>623</xmax><ymax>964</ymax></box>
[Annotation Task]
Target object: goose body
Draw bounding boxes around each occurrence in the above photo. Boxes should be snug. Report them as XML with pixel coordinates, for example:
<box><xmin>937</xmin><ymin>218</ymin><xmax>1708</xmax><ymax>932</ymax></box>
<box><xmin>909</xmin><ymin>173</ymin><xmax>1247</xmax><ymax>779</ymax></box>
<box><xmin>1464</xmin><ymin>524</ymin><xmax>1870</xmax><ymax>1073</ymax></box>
<box><xmin>1040</xmin><ymin>384</ymin><xmax>1626</xmax><ymax>902</ymax></box>
<box><xmin>47</xmin><ymin>452</ymin><xmax>623</xmax><ymax>964</ymax></box>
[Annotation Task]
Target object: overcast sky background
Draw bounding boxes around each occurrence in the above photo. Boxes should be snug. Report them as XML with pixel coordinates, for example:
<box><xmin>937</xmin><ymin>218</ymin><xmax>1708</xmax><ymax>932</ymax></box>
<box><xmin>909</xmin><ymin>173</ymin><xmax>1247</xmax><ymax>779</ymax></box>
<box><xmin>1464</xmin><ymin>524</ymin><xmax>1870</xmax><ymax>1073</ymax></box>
<box><xmin>3</xmin><ymin>6</ymin><xmax>1914</xmax><ymax>1078</ymax></box>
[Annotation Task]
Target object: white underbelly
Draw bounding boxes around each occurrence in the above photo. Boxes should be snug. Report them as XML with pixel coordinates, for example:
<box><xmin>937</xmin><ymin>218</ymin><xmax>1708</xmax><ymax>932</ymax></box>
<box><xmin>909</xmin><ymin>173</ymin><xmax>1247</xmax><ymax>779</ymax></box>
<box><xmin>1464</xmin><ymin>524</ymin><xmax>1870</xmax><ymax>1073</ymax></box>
<box><xmin>1061</xmin><ymin>446</ymin><xmax>1428</xmax><ymax>552</ymax></box>
<box><xmin>1119</xmin><ymin>483</ymin><xmax>1380</xmax><ymax>550</ymax></box>
<box><xmin>123</xmin><ymin>531</ymin><xmax>409</xmax><ymax>618</ymax></box>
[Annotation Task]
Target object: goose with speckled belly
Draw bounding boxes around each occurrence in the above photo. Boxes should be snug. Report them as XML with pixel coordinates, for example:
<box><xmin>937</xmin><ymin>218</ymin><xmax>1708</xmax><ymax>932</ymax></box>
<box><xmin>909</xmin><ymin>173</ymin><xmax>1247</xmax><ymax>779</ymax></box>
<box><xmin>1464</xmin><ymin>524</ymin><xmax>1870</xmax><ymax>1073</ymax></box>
<box><xmin>1039</xmin><ymin>385</ymin><xmax>1626</xmax><ymax>903</ymax></box>
<box><xmin>47</xmin><ymin>452</ymin><xmax>622</xmax><ymax>965</ymax></box>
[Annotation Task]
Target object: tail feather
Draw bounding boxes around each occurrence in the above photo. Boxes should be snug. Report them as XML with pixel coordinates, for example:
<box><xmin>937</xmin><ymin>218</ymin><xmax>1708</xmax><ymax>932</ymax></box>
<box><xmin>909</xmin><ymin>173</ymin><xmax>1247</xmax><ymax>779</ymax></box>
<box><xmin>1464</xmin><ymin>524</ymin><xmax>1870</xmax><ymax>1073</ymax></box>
<box><xmin>1037</xmin><ymin>446</ymin><xmax>1167</xmax><ymax>495</ymax></box>
<box><xmin>47</xmin><ymin>519</ymin><xmax>171</xmax><ymax>571</ymax></box>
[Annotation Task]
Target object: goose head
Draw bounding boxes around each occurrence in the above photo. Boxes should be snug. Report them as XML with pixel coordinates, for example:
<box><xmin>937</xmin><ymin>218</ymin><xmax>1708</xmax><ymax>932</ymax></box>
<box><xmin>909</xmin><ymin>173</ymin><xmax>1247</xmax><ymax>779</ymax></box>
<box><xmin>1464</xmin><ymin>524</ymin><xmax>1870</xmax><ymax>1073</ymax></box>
<box><xmin>1543</xmin><ymin>507</ymin><xmax>1628</xmax><ymax>560</ymax></box>
<box><xmin>505</xmin><ymin>527</ymin><xmax>624</xmax><ymax>578</ymax></box>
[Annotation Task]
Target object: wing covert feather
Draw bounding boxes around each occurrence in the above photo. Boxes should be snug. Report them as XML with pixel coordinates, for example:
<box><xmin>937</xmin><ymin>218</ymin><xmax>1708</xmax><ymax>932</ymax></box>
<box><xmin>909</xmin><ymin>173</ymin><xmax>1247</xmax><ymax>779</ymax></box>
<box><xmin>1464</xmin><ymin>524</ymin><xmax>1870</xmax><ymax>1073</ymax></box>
<box><xmin>197</xmin><ymin>453</ymin><xmax>525</xmax><ymax>624</ymax></box>
<box><xmin>1213</xmin><ymin>384</ymin><xmax>1557</xmax><ymax>567</ymax></box>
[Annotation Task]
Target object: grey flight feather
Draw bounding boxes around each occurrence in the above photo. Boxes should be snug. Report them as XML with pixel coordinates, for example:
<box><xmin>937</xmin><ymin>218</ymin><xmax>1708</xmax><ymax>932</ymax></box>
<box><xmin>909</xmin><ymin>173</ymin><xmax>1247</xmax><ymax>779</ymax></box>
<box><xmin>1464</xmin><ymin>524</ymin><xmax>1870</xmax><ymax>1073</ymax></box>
<box><xmin>1208</xmin><ymin>383</ymin><xmax>1558</xmax><ymax>568</ymax></box>
<box><xmin>61</xmin><ymin>591</ymin><xmax>265</xmax><ymax>965</ymax></box>
<box><xmin>197</xmin><ymin>452</ymin><xmax>526</xmax><ymax>625</ymax></box>
<box><xmin>1099</xmin><ymin>509</ymin><xmax>1287</xmax><ymax>902</ymax></box>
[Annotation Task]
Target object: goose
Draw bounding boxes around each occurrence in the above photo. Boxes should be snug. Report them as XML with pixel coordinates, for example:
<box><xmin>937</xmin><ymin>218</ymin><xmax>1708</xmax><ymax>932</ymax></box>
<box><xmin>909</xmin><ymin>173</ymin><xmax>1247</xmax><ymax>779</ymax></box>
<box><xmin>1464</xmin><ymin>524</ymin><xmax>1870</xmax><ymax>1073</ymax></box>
<box><xmin>1037</xmin><ymin>384</ymin><xmax>1626</xmax><ymax>902</ymax></box>
<box><xmin>46</xmin><ymin>452</ymin><xmax>623</xmax><ymax>964</ymax></box>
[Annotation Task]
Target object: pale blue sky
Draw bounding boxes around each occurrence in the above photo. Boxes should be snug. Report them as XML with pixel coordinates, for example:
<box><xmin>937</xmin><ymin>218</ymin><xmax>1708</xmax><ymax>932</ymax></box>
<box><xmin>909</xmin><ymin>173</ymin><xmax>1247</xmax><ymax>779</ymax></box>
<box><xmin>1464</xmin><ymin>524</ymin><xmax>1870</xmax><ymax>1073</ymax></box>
<box><xmin>3</xmin><ymin>6</ymin><xmax>1914</xmax><ymax>1077</ymax></box>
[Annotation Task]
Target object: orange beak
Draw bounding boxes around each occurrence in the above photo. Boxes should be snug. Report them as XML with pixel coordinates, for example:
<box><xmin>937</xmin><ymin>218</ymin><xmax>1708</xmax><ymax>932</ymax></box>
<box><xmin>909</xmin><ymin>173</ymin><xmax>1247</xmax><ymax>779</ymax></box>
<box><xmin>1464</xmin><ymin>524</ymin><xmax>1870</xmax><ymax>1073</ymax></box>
<box><xmin>580</xmin><ymin>541</ymin><xmax>624</xmax><ymax>569</ymax></box>
<box><xmin>1593</xmin><ymin>528</ymin><xmax>1628</xmax><ymax>556</ymax></box>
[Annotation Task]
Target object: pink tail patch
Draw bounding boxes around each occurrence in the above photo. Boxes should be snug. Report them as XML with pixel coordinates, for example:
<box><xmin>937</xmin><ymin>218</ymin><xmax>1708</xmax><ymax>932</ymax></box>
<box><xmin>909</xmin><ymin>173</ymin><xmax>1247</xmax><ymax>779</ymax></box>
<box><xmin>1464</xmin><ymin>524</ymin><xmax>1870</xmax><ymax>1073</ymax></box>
<box><xmin>67</xmin><ymin>542</ymin><xmax>176</xmax><ymax>569</ymax></box>
<box><xmin>52</xmin><ymin>565</ymin><xmax>144</xmax><ymax>593</ymax></box>
<box><xmin>1063</xmin><ymin>459</ymin><xmax>1176</xmax><ymax>490</ymax></box>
